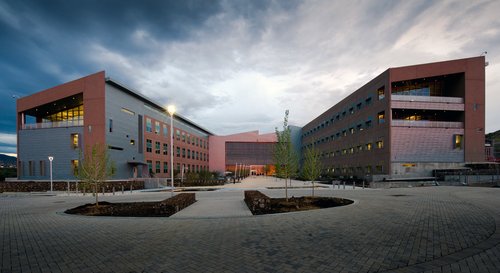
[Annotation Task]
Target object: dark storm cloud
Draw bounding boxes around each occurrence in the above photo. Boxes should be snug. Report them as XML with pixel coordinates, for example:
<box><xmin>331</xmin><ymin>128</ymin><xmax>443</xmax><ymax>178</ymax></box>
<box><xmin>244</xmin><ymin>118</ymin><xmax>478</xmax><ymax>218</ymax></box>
<box><xmin>0</xmin><ymin>0</ymin><xmax>223</xmax><ymax>154</ymax></box>
<box><xmin>1</xmin><ymin>0</ymin><xmax>499</xmax><ymax>156</ymax></box>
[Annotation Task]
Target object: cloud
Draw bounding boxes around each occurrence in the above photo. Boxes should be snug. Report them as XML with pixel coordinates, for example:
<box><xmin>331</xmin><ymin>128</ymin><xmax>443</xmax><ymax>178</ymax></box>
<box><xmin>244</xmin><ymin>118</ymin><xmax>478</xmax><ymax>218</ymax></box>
<box><xmin>1</xmin><ymin>0</ymin><xmax>500</xmax><ymax>144</ymax></box>
<box><xmin>0</xmin><ymin>133</ymin><xmax>16</xmax><ymax>145</ymax></box>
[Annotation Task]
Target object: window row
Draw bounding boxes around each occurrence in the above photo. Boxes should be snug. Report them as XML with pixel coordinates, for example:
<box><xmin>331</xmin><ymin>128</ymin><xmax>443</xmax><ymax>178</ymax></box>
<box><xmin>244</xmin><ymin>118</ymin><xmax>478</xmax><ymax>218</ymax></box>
<box><xmin>175</xmin><ymin>129</ymin><xmax>208</xmax><ymax>149</ymax></box>
<box><xmin>307</xmin><ymin>140</ymin><xmax>384</xmax><ymax>158</ymax></box>
<box><xmin>322</xmin><ymin>164</ymin><xmax>385</xmax><ymax>175</ymax></box>
<box><xmin>303</xmin><ymin>86</ymin><xmax>385</xmax><ymax>138</ymax></box>
<box><xmin>145</xmin><ymin>117</ymin><xmax>208</xmax><ymax>149</ymax></box>
<box><xmin>146</xmin><ymin>160</ymin><xmax>208</xmax><ymax>174</ymax></box>
<box><xmin>145</xmin><ymin>117</ymin><xmax>170</xmax><ymax>136</ymax></box>
<box><xmin>145</xmin><ymin>139</ymin><xmax>209</xmax><ymax>161</ymax></box>
<box><xmin>21</xmin><ymin>160</ymin><xmax>79</xmax><ymax>176</ymax></box>
<box><xmin>303</xmin><ymin>117</ymin><xmax>385</xmax><ymax>148</ymax></box>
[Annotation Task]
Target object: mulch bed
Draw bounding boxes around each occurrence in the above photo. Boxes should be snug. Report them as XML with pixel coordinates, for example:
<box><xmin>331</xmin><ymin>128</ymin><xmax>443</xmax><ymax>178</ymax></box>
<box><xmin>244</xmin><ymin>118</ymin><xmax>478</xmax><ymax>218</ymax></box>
<box><xmin>266</xmin><ymin>196</ymin><xmax>353</xmax><ymax>214</ymax></box>
<box><xmin>65</xmin><ymin>193</ymin><xmax>195</xmax><ymax>217</ymax></box>
<box><xmin>244</xmin><ymin>190</ymin><xmax>353</xmax><ymax>215</ymax></box>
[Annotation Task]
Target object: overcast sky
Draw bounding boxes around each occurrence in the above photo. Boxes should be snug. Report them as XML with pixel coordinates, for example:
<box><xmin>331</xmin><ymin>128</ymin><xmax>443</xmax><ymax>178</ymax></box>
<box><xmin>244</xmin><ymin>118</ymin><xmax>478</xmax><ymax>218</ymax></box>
<box><xmin>1</xmin><ymin>0</ymin><xmax>499</xmax><ymax>156</ymax></box>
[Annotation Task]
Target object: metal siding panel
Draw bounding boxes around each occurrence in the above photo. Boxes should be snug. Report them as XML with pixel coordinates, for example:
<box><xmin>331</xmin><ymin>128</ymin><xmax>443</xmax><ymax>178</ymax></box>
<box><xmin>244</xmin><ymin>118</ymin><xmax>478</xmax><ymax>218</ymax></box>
<box><xmin>18</xmin><ymin>127</ymin><xmax>83</xmax><ymax>180</ymax></box>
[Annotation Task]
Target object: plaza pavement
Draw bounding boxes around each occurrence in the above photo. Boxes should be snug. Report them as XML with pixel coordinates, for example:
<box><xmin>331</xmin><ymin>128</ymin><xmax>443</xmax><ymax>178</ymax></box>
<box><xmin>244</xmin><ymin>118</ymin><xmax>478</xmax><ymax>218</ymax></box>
<box><xmin>1</xmin><ymin>176</ymin><xmax>499</xmax><ymax>273</ymax></box>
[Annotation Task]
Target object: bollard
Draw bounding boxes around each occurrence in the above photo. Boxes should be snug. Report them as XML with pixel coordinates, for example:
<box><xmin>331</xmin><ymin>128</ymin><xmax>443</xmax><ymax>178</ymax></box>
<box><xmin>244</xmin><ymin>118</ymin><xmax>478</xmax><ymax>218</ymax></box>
<box><xmin>362</xmin><ymin>181</ymin><xmax>365</xmax><ymax>189</ymax></box>
<box><xmin>121</xmin><ymin>185</ymin><xmax>124</xmax><ymax>194</ymax></box>
<box><xmin>102</xmin><ymin>187</ymin><xmax>105</xmax><ymax>196</ymax></box>
<box><xmin>130</xmin><ymin>185</ymin><xmax>133</xmax><ymax>194</ymax></box>
<box><xmin>338</xmin><ymin>182</ymin><xmax>340</xmax><ymax>189</ymax></box>
<box><xmin>353</xmin><ymin>182</ymin><xmax>355</xmax><ymax>189</ymax></box>
<box><xmin>113</xmin><ymin>187</ymin><xmax>115</xmax><ymax>195</ymax></box>
<box><xmin>83</xmin><ymin>187</ymin><xmax>86</xmax><ymax>196</ymax></box>
<box><xmin>343</xmin><ymin>181</ymin><xmax>345</xmax><ymax>189</ymax></box>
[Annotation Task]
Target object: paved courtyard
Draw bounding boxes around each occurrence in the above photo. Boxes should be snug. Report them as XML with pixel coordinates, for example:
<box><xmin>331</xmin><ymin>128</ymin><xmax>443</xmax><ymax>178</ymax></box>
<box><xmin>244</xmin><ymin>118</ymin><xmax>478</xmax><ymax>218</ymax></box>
<box><xmin>1</xmin><ymin>177</ymin><xmax>499</xmax><ymax>273</ymax></box>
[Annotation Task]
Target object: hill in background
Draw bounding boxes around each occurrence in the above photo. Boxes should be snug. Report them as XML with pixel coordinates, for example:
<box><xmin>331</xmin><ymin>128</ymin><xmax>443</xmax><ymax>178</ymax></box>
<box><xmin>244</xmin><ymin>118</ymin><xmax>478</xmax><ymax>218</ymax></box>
<box><xmin>486</xmin><ymin>129</ymin><xmax>500</xmax><ymax>141</ymax></box>
<box><xmin>0</xmin><ymin>154</ymin><xmax>16</xmax><ymax>168</ymax></box>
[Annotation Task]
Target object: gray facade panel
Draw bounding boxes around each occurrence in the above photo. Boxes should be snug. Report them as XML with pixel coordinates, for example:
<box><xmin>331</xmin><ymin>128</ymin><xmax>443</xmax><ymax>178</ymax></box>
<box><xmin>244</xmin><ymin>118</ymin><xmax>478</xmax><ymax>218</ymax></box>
<box><xmin>18</xmin><ymin>127</ymin><xmax>83</xmax><ymax>180</ymax></box>
<box><xmin>105</xmin><ymin>85</ymin><xmax>146</xmax><ymax>179</ymax></box>
<box><xmin>391</xmin><ymin>127</ymin><xmax>464</xmax><ymax>163</ymax></box>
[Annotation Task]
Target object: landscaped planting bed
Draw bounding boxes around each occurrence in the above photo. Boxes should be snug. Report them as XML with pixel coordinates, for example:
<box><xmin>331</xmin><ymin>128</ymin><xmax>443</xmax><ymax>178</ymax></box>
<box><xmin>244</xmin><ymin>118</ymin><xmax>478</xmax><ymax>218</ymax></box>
<box><xmin>244</xmin><ymin>190</ymin><xmax>353</xmax><ymax>215</ymax></box>
<box><xmin>65</xmin><ymin>193</ymin><xmax>196</xmax><ymax>217</ymax></box>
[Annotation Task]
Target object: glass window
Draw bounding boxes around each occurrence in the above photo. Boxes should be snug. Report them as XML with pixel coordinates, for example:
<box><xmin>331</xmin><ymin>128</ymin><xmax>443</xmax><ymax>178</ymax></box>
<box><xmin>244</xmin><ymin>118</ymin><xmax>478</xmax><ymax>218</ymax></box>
<box><xmin>366</xmin><ymin>143</ymin><xmax>372</xmax><ymax>151</ymax></box>
<box><xmin>176</xmin><ymin>147</ymin><xmax>180</xmax><ymax>157</ymax></box>
<box><xmin>376</xmin><ymin>140</ymin><xmax>384</xmax><ymax>149</ymax></box>
<box><xmin>163</xmin><ymin>124</ymin><xmax>168</xmax><ymax>136</ymax></box>
<box><xmin>187</xmin><ymin>134</ymin><xmax>191</xmax><ymax>144</ymax></box>
<box><xmin>176</xmin><ymin>130</ymin><xmax>180</xmax><ymax>140</ymax></box>
<box><xmin>182</xmin><ymin>148</ymin><xmax>186</xmax><ymax>158</ymax></box>
<box><xmin>71</xmin><ymin>133</ymin><xmax>79</xmax><ymax>149</ymax></box>
<box><xmin>163</xmin><ymin>162</ymin><xmax>168</xmax><ymax>173</ymax></box>
<box><xmin>163</xmin><ymin>143</ymin><xmax>168</xmax><ymax>155</ymax></box>
<box><xmin>155</xmin><ymin>141</ymin><xmax>160</xmax><ymax>154</ymax></box>
<box><xmin>187</xmin><ymin>149</ymin><xmax>191</xmax><ymax>159</ymax></box>
<box><xmin>182</xmin><ymin>132</ymin><xmax>186</xmax><ymax>142</ymax></box>
<box><xmin>146</xmin><ymin>139</ymin><xmax>152</xmax><ymax>153</ymax></box>
<box><xmin>40</xmin><ymin>160</ymin><xmax>45</xmax><ymax>176</ymax></box>
<box><xmin>155</xmin><ymin>161</ymin><xmax>160</xmax><ymax>174</ymax></box>
<box><xmin>378</xmin><ymin>86</ymin><xmax>385</xmax><ymax>100</ymax></box>
<box><xmin>147</xmin><ymin>160</ymin><xmax>153</xmax><ymax>174</ymax></box>
<box><xmin>146</xmin><ymin>118</ymin><xmax>152</xmax><ymax>132</ymax></box>
<box><xmin>121</xmin><ymin>107</ymin><xmax>135</xmax><ymax>115</ymax></box>
<box><xmin>378</xmin><ymin>111</ymin><xmax>385</xmax><ymax>124</ymax></box>
<box><xmin>71</xmin><ymin>160</ymin><xmax>79</xmax><ymax>176</ymax></box>
<box><xmin>454</xmin><ymin>135</ymin><xmax>463</xmax><ymax>149</ymax></box>
<box><xmin>155</xmin><ymin>121</ymin><xmax>160</xmax><ymax>134</ymax></box>
<box><xmin>365</xmin><ymin>97</ymin><xmax>372</xmax><ymax>106</ymax></box>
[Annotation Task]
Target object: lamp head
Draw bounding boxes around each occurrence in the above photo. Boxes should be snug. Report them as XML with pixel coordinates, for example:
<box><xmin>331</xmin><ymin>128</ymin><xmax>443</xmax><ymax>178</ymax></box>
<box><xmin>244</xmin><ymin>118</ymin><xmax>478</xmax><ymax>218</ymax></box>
<box><xmin>167</xmin><ymin>105</ymin><xmax>176</xmax><ymax>116</ymax></box>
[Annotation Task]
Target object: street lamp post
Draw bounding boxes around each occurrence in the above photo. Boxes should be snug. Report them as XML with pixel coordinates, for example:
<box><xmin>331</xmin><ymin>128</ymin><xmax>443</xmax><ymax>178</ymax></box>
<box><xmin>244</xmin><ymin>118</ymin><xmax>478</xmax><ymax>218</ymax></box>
<box><xmin>167</xmin><ymin>105</ymin><xmax>176</xmax><ymax>196</ymax></box>
<box><xmin>48</xmin><ymin>156</ymin><xmax>54</xmax><ymax>192</ymax></box>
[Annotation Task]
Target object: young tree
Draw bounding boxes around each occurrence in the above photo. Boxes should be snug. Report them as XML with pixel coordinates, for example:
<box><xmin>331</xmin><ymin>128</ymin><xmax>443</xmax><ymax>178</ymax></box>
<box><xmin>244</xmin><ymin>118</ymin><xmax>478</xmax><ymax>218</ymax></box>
<box><xmin>273</xmin><ymin>110</ymin><xmax>299</xmax><ymax>201</ymax></box>
<box><xmin>302</xmin><ymin>144</ymin><xmax>322</xmax><ymax>197</ymax></box>
<box><xmin>77</xmin><ymin>143</ymin><xmax>116</xmax><ymax>207</ymax></box>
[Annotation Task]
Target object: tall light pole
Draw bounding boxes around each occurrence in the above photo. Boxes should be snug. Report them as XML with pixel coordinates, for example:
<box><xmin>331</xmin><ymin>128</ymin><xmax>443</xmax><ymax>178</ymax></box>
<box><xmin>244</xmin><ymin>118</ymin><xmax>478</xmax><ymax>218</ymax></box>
<box><xmin>48</xmin><ymin>156</ymin><xmax>54</xmax><ymax>192</ymax></box>
<box><xmin>167</xmin><ymin>105</ymin><xmax>176</xmax><ymax>196</ymax></box>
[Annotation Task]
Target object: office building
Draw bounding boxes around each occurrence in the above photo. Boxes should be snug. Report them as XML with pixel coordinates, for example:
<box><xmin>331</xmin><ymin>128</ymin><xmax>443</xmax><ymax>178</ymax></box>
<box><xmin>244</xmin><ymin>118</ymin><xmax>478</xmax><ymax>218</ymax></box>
<box><xmin>16</xmin><ymin>71</ymin><xmax>212</xmax><ymax>180</ymax></box>
<box><xmin>301</xmin><ymin>56</ymin><xmax>485</xmax><ymax>180</ymax></box>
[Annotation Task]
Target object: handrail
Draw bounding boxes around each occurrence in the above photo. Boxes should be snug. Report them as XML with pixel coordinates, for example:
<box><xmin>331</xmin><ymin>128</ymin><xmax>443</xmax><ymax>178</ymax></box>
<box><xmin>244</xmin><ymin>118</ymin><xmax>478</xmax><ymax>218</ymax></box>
<box><xmin>391</xmin><ymin>120</ymin><xmax>463</xmax><ymax>128</ymax></box>
<box><xmin>21</xmin><ymin>120</ymin><xmax>84</xmax><ymax>130</ymax></box>
<box><xmin>391</xmin><ymin>95</ymin><xmax>463</xmax><ymax>103</ymax></box>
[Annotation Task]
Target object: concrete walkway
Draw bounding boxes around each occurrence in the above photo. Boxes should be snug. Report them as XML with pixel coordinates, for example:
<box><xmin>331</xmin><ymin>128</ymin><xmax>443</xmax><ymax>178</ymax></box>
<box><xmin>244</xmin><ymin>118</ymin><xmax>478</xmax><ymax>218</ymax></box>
<box><xmin>171</xmin><ymin>192</ymin><xmax>252</xmax><ymax>218</ymax></box>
